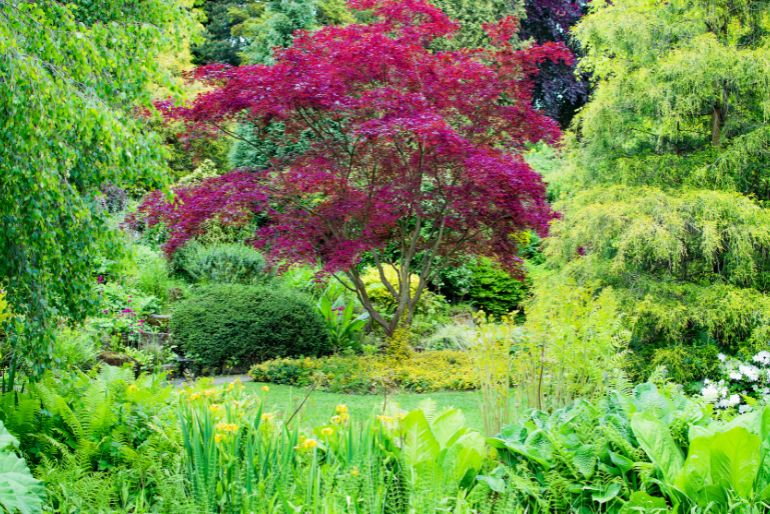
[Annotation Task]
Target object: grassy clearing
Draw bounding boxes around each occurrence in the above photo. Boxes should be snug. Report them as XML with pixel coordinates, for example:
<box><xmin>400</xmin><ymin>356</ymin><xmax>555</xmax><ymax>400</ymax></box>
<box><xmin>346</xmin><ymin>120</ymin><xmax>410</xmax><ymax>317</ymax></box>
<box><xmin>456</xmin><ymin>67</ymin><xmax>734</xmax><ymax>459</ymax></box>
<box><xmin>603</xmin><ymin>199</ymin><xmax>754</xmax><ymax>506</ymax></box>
<box><xmin>246</xmin><ymin>381</ymin><xmax>486</xmax><ymax>430</ymax></box>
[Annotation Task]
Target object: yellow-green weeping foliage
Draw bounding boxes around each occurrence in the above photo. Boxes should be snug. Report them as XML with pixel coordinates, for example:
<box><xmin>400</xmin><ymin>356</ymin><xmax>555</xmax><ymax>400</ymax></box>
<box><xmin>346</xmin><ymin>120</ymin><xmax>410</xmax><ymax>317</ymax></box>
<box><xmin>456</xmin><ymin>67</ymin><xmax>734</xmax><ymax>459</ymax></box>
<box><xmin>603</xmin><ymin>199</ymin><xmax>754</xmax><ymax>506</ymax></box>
<box><xmin>533</xmin><ymin>0</ymin><xmax>770</xmax><ymax>383</ymax></box>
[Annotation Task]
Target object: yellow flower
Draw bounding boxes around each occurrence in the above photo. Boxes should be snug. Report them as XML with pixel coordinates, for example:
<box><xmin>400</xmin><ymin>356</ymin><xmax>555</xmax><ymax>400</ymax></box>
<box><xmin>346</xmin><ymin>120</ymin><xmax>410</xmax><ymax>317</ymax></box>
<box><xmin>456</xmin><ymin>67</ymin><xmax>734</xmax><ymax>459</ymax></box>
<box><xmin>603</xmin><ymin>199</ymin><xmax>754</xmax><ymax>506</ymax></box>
<box><xmin>215</xmin><ymin>422</ymin><xmax>239</xmax><ymax>433</ymax></box>
<box><xmin>214</xmin><ymin>434</ymin><xmax>224</xmax><ymax>444</ymax></box>
<box><xmin>127</xmin><ymin>383</ymin><xmax>139</xmax><ymax>393</ymax></box>
<box><xmin>350</xmin><ymin>466</ymin><xmax>360</xmax><ymax>477</ymax></box>
<box><xmin>209</xmin><ymin>404</ymin><xmax>223</xmax><ymax>414</ymax></box>
<box><xmin>226</xmin><ymin>382</ymin><xmax>234</xmax><ymax>392</ymax></box>
<box><xmin>261</xmin><ymin>412</ymin><xmax>275</xmax><ymax>423</ymax></box>
<box><xmin>321</xmin><ymin>427</ymin><xmax>334</xmax><ymax>437</ymax></box>
<box><xmin>335</xmin><ymin>404</ymin><xmax>348</xmax><ymax>415</ymax></box>
<box><xmin>376</xmin><ymin>415</ymin><xmax>395</xmax><ymax>424</ymax></box>
<box><xmin>261</xmin><ymin>385</ymin><xmax>270</xmax><ymax>393</ymax></box>
<box><xmin>203</xmin><ymin>388</ymin><xmax>218</xmax><ymax>398</ymax></box>
<box><xmin>189</xmin><ymin>392</ymin><xmax>201</xmax><ymax>401</ymax></box>
<box><xmin>330</xmin><ymin>415</ymin><xmax>342</xmax><ymax>425</ymax></box>
<box><xmin>302</xmin><ymin>438</ymin><xmax>318</xmax><ymax>449</ymax></box>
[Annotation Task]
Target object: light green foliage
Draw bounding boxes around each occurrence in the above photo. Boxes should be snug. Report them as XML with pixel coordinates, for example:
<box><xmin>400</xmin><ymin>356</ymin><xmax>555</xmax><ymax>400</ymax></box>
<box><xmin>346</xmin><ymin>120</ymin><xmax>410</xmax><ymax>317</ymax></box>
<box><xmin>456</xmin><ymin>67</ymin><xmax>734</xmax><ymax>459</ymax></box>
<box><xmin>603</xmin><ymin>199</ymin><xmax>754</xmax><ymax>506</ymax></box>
<box><xmin>50</xmin><ymin>327</ymin><xmax>100</xmax><ymax>372</ymax></box>
<box><xmin>235</xmin><ymin>0</ymin><xmax>352</xmax><ymax>65</ymax></box>
<box><xmin>536</xmin><ymin>0</ymin><xmax>770</xmax><ymax>382</ymax></box>
<box><xmin>430</xmin><ymin>0</ymin><xmax>519</xmax><ymax>49</ymax></box>
<box><xmin>630</xmin><ymin>402</ymin><xmax>770</xmax><ymax>511</ymax></box>
<box><xmin>471</xmin><ymin>313</ymin><xmax>521</xmax><ymax>435</ymax></box>
<box><xmin>0</xmin><ymin>0</ymin><xmax>196</xmax><ymax>378</ymax></box>
<box><xmin>573</xmin><ymin>0</ymin><xmax>770</xmax><ymax>194</ymax></box>
<box><xmin>177</xmin><ymin>381</ymin><xmax>489</xmax><ymax>512</ymax></box>
<box><xmin>126</xmin><ymin>245</ymin><xmax>185</xmax><ymax>309</ymax></box>
<box><xmin>420</xmin><ymin>321</ymin><xmax>477</xmax><ymax>351</ymax></box>
<box><xmin>0</xmin><ymin>367</ymin><xmax>184</xmax><ymax>511</ymax></box>
<box><xmin>514</xmin><ymin>274</ymin><xmax>629</xmax><ymax>410</ymax></box>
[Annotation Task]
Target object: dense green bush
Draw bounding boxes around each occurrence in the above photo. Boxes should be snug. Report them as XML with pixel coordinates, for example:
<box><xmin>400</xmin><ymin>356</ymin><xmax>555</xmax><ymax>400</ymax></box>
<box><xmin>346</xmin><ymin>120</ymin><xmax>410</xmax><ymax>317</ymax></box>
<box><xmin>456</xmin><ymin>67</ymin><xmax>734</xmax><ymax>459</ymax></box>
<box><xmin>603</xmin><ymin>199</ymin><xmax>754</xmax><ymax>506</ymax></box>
<box><xmin>171</xmin><ymin>285</ymin><xmax>330</xmax><ymax>370</ymax></box>
<box><xmin>466</xmin><ymin>258</ymin><xmax>530</xmax><ymax>318</ymax></box>
<box><xmin>432</xmin><ymin>257</ymin><xmax>530</xmax><ymax>318</ymax></box>
<box><xmin>173</xmin><ymin>242</ymin><xmax>270</xmax><ymax>285</ymax></box>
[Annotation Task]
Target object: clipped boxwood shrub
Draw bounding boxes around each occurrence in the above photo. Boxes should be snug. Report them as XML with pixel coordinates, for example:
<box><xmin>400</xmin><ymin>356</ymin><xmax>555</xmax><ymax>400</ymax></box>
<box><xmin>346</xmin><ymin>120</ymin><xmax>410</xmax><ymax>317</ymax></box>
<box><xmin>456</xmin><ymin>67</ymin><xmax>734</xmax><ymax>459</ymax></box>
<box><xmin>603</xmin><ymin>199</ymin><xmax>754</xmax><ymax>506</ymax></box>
<box><xmin>171</xmin><ymin>284</ymin><xmax>330</xmax><ymax>370</ymax></box>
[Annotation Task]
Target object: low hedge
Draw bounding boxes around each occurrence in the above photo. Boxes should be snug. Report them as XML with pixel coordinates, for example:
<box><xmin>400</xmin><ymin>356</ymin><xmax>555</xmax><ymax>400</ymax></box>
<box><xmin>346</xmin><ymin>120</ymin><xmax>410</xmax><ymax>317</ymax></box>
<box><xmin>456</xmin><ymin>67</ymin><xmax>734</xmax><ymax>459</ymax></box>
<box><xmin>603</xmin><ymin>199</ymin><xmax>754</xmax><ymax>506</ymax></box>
<box><xmin>171</xmin><ymin>284</ymin><xmax>330</xmax><ymax>370</ymax></box>
<box><xmin>249</xmin><ymin>351</ymin><xmax>478</xmax><ymax>393</ymax></box>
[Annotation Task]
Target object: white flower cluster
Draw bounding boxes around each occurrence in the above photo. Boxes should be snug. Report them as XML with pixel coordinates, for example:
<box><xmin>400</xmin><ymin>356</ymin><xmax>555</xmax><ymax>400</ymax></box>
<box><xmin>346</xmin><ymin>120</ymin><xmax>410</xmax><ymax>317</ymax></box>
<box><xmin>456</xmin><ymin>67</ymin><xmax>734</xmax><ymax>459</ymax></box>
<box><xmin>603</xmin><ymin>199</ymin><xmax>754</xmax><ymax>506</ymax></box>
<box><xmin>701</xmin><ymin>379</ymin><xmax>741</xmax><ymax>408</ymax></box>
<box><xmin>701</xmin><ymin>350</ymin><xmax>770</xmax><ymax>413</ymax></box>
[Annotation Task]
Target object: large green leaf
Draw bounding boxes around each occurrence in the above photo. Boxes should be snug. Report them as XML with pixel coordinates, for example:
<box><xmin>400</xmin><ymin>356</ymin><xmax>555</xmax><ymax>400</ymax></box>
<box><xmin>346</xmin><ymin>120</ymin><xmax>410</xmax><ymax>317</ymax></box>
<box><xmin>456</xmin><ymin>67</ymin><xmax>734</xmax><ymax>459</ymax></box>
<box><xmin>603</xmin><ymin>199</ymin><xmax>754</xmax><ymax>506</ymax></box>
<box><xmin>445</xmin><ymin>432</ymin><xmax>486</xmax><ymax>482</ymax></box>
<box><xmin>400</xmin><ymin>410</ymin><xmax>439</xmax><ymax>466</ymax></box>
<box><xmin>0</xmin><ymin>422</ymin><xmax>19</xmax><ymax>453</ymax></box>
<box><xmin>0</xmin><ymin>452</ymin><xmax>44</xmax><ymax>514</ymax></box>
<box><xmin>754</xmin><ymin>407</ymin><xmax>770</xmax><ymax>499</ymax></box>
<box><xmin>431</xmin><ymin>409</ymin><xmax>466</xmax><ymax>448</ymax></box>
<box><xmin>676</xmin><ymin>426</ymin><xmax>760</xmax><ymax>506</ymax></box>
<box><xmin>630</xmin><ymin>411</ymin><xmax>683</xmax><ymax>483</ymax></box>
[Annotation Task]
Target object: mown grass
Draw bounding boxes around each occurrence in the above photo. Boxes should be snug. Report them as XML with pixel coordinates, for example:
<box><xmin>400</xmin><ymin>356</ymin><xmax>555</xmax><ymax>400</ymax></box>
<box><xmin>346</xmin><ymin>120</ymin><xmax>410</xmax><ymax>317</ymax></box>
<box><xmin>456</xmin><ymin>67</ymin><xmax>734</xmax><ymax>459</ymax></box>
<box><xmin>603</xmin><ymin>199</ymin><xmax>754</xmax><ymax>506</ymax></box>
<box><xmin>246</xmin><ymin>381</ymin><xmax>486</xmax><ymax>430</ymax></box>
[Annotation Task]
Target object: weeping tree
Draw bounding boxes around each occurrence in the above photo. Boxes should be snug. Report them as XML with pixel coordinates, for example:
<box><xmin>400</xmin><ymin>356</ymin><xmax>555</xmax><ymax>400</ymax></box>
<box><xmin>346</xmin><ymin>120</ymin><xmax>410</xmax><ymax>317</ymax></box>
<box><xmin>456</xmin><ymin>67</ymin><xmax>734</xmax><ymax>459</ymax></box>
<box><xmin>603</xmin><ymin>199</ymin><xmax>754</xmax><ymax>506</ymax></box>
<box><xmin>539</xmin><ymin>0</ymin><xmax>770</xmax><ymax>381</ymax></box>
<box><xmin>0</xmin><ymin>0</ymin><xmax>196</xmax><ymax>386</ymax></box>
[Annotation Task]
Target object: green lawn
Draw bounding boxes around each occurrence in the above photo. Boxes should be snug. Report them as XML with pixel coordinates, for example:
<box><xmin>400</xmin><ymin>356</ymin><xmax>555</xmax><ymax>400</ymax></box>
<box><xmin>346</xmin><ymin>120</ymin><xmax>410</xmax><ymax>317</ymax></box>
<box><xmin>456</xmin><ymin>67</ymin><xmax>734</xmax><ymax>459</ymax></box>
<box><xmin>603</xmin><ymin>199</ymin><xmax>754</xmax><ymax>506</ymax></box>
<box><xmin>247</xmin><ymin>382</ymin><xmax>486</xmax><ymax>430</ymax></box>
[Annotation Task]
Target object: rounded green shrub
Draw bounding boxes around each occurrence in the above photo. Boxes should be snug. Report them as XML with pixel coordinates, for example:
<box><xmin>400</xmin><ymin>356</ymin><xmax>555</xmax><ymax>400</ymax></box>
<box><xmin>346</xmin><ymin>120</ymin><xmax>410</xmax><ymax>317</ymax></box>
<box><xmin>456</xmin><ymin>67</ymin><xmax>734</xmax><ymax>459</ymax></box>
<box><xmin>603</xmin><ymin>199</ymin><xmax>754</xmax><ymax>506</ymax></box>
<box><xmin>173</xmin><ymin>242</ymin><xmax>270</xmax><ymax>285</ymax></box>
<box><xmin>171</xmin><ymin>285</ymin><xmax>330</xmax><ymax>370</ymax></box>
<box><xmin>466</xmin><ymin>258</ymin><xmax>529</xmax><ymax>318</ymax></box>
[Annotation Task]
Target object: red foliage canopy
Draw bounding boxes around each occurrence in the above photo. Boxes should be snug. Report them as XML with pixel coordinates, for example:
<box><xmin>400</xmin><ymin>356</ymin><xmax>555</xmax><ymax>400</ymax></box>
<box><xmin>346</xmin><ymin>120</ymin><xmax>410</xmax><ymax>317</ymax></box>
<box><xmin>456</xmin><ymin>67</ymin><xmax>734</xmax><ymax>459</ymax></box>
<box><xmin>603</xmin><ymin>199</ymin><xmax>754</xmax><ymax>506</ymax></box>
<box><xmin>139</xmin><ymin>0</ymin><xmax>572</xmax><ymax>329</ymax></box>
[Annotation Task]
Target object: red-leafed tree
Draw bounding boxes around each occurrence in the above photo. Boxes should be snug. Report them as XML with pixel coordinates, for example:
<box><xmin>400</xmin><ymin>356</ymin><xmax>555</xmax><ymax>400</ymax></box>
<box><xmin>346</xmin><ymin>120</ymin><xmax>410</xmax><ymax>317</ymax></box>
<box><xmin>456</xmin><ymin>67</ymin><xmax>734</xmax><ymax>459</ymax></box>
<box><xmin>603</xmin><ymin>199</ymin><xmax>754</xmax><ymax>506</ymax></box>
<box><xmin>140</xmin><ymin>0</ymin><xmax>572</xmax><ymax>336</ymax></box>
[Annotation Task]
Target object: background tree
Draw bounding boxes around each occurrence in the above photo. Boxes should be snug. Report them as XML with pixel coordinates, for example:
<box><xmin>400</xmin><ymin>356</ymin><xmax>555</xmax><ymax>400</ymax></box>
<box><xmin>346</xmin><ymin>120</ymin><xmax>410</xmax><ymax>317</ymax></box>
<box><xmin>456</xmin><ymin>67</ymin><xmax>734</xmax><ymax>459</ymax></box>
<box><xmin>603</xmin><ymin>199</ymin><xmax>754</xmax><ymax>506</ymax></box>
<box><xmin>535</xmin><ymin>0</ymin><xmax>770</xmax><ymax>382</ymax></box>
<box><xmin>224</xmin><ymin>0</ymin><xmax>353</xmax><ymax>170</ymax></box>
<box><xmin>519</xmin><ymin>0</ymin><xmax>590</xmax><ymax>127</ymax></box>
<box><xmin>191</xmin><ymin>0</ymin><xmax>257</xmax><ymax>66</ymax></box>
<box><xmin>141</xmin><ymin>0</ymin><xmax>572</xmax><ymax>337</ymax></box>
<box><xmin>0</xmin><ymin>0</ymin><xmax>197</xmax><ymax>384</ymax></box>
<box><xmin>429</xmin><ymin>0</ymin><xmax>519</xmax><ymax>49</ymax></box>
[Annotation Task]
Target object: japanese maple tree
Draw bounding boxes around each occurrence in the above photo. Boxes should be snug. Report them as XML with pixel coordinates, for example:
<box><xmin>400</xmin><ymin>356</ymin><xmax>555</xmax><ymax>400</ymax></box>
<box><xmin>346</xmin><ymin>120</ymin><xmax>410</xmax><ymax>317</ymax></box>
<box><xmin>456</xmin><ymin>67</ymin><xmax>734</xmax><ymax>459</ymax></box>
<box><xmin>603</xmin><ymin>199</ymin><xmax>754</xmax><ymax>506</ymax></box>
<box><xmin>141</xmin><ymin>0</ymin><xmax>572</xmax><ymax>336</ymax></box>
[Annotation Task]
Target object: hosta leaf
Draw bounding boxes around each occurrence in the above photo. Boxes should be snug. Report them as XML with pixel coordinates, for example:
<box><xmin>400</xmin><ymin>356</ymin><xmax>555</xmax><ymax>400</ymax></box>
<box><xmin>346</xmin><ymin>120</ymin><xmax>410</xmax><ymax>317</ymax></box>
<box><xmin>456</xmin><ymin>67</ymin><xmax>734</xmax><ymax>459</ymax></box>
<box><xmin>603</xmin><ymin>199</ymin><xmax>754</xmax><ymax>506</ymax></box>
<box><xmin>618</xmin><ymin>491</ymin><xmax>668</xmax><ymax>513</ymax></box>
<box><xmin>573</xmin><ymin>445</ymin><xmax>597</xmax><ymax>478</ymax></box>
<box><xmin>608</xmin><ymin>451</ymin><xmax>634</xmax><ymax>474</ymax></box>
<box><xmin>588</xmin><ymin>482</ymin><xmax>621</xmax><ymax>504</ymax></box>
